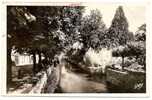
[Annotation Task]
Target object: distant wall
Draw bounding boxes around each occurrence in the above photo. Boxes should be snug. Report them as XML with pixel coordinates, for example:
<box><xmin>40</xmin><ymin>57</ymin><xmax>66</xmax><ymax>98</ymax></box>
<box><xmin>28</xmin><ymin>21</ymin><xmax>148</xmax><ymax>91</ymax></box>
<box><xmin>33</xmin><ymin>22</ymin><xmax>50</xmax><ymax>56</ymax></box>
<box><xmin>11</xmin><ymin>53</ymin><xmax>39</xmax><ymax>66</ymax></box>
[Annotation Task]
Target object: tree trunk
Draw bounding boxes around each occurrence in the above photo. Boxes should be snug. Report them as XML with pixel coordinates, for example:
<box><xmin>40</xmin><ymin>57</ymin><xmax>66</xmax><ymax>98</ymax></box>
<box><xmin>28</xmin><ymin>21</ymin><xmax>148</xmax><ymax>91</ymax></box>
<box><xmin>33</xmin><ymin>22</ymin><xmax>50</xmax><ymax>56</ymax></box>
<box><xmin>38</xmin><ymin>51</ymin><xmax>42</xmax><ymax>71</ymax></box>
<box><xmin>122</xmin><ymin>56</ymin><xmax>124</xmax><ymax>70</ymax></box>
<box><xmin>7</xmin><ymin>48</ymin><xmax>12</xmax><ymax>91</ymax></box>
<box><xmin>38</xmin><ymin>51</ymin><xmax>42</xmax><ymax>64</ymax></box>
<box><xmin>58</xmin><ymin>64</ymin><xmax>62</xmax><ymax>87</ymax></box>
<box><xmin>32</xmin><ymin>52</ymin><xmax>36</xmax><ymax>76</ymax></box>
<box><xmin>136</xmin><ymin>55</ymin><xmax>138</xmax><ymax>60</ymax></box>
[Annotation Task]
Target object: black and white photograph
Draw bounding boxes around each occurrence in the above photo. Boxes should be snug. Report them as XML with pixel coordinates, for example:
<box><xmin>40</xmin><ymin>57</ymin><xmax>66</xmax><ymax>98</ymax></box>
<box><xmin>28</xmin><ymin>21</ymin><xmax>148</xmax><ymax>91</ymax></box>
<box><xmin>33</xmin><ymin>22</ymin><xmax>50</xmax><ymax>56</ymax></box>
<box><xmin>0</xmin><ymin>0</ymin><xmax>150</xmax><ymax>97</ymax></box>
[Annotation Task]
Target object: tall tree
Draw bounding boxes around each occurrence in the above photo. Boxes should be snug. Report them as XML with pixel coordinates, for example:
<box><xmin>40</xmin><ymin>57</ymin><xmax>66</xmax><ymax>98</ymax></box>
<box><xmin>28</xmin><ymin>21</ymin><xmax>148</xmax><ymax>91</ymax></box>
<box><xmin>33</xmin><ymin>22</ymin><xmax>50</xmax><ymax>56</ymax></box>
<box><xmin>80</xmin><ymin>9</ymin><xmax>106</xmax><ymax>50</ymax></box>
<box><xmin>107</xmin><ymin>6</ymin><xmax>133</xmax><ymax>47</ymax></box>
<box><xmin>66</xmin><ymin>9</ymin><xmax>107</xmax><ymax>64</ymax></box>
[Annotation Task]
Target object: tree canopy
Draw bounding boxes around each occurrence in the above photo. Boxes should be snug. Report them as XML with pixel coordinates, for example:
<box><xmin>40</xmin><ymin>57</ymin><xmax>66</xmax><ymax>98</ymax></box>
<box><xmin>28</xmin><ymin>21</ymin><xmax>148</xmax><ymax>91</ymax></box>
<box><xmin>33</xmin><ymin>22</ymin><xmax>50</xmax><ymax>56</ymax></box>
<box><xmin>106</xmin><ymin>6</ymin><xmax>134</xmax><ymax>47</ymax></box>
<box><xmin>80</xmin><ymin>9</ymin><xmax>107</xmax><ymax>50</ymax></box>
<box><xmin>135</xmin><ymin>24</ymin><xmax>146</xmax><ymax>41</ymax></box>
<box><xmin>7</xmin><ymin>6</ymin><xmax>85</xmax><ymax>86</ymax></box>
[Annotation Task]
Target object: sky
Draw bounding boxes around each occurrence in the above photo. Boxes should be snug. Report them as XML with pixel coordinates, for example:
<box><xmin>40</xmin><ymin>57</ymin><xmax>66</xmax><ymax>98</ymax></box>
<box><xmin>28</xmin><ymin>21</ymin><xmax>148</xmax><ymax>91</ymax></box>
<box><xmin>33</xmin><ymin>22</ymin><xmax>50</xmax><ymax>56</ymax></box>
<box><xmin>84</xmin><ymin>3</ymin><xmax>146</xmax><ymax>33</ymax></box>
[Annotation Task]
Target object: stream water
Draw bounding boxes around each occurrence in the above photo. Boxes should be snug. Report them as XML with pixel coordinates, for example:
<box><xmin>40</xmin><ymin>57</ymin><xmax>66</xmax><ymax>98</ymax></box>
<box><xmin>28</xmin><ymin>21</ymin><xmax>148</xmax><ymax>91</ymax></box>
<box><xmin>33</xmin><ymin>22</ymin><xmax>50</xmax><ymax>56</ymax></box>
<box><xmin>57</xmin><ymin>66</ymin><xmax>108</xmax><ymax>93</ymax></box>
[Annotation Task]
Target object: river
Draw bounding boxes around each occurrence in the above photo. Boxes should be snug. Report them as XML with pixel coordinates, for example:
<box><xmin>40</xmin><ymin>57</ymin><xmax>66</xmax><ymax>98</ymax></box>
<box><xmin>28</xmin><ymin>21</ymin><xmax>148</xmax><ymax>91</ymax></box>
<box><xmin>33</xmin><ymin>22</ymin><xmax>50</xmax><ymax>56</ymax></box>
<box><xmin>57</xmin><ymin>65</ymin><xmax>108</xmax><ymax>93</ymax></box>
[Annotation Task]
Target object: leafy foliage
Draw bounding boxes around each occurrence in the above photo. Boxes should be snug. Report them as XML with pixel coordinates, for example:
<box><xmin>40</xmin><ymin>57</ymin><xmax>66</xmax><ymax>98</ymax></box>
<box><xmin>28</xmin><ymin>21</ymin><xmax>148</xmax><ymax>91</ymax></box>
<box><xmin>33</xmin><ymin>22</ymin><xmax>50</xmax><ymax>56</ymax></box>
<box><xmin>135</xmin><ymin>24</ymin><xmax>146</xmax><ymax>41</ymax></box>
<box><xmin>7</xmin><ymin>6</ymin><xmax>85</xmax><ymax>85</ymax></box>
<box><xmin>7</xmin><ymin>7</ymin><xmax>35</xmax><ymax>52</ymax></box>
<box><xmin>80</xmin><ymin>9</ymin><xmax>107</xmax><ymax>50</ymax></box>
<box><xmin>66</xmin><ymin>9</ymin><xmax>107</xmax><ymax>64</ymax></box>
<box><xmin>134</xmin><ymin>24</ymin><xmax>146</xmax><ymax>67</ymax></box>
<box><xmin>8</xmin><ymin>6</ymin><xmax>85</xmax><ymax>57</ymax></box>
<box><xmin>112</xmin><ymin>41</ymin><xmax>146</xmax><ymax>69</ymax></box>
<box><xmin>106</xmin><ymin>6</ymin><xmax>134</xmax><ymax>47</ymax></box>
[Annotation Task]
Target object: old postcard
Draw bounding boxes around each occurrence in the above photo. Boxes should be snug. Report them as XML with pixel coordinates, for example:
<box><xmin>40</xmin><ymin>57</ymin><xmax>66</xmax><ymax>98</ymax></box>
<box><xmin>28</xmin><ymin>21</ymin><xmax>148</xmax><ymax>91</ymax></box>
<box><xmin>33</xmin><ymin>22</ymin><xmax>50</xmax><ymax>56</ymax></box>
<box><xmin>0</xmin><ymin>0</ymin><xmax>151</xmax><ymax>98</ymax></box>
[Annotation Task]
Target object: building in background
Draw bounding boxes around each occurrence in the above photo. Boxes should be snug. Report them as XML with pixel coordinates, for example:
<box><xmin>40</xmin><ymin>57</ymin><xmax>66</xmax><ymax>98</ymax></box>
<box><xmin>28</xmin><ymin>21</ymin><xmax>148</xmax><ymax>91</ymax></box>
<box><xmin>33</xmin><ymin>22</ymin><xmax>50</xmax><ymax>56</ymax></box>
<box><xmin>11</xmin><ymin>50</ymin><xmax>39</xmax><ymax>66</ymax></box>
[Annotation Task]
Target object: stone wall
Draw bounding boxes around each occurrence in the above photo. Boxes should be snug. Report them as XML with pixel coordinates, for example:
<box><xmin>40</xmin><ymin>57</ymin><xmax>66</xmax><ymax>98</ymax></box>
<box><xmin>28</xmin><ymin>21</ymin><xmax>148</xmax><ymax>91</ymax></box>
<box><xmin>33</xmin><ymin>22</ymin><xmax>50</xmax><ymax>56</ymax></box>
<box><xmin>30</xmin><ymin>66</ymin><xmax>60</xmax><ymax>93</ymax></box>
<box><xmin>106</xmin><ymin>68</ymin><xmax>146</xmax><ymax>92</ymax></box>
